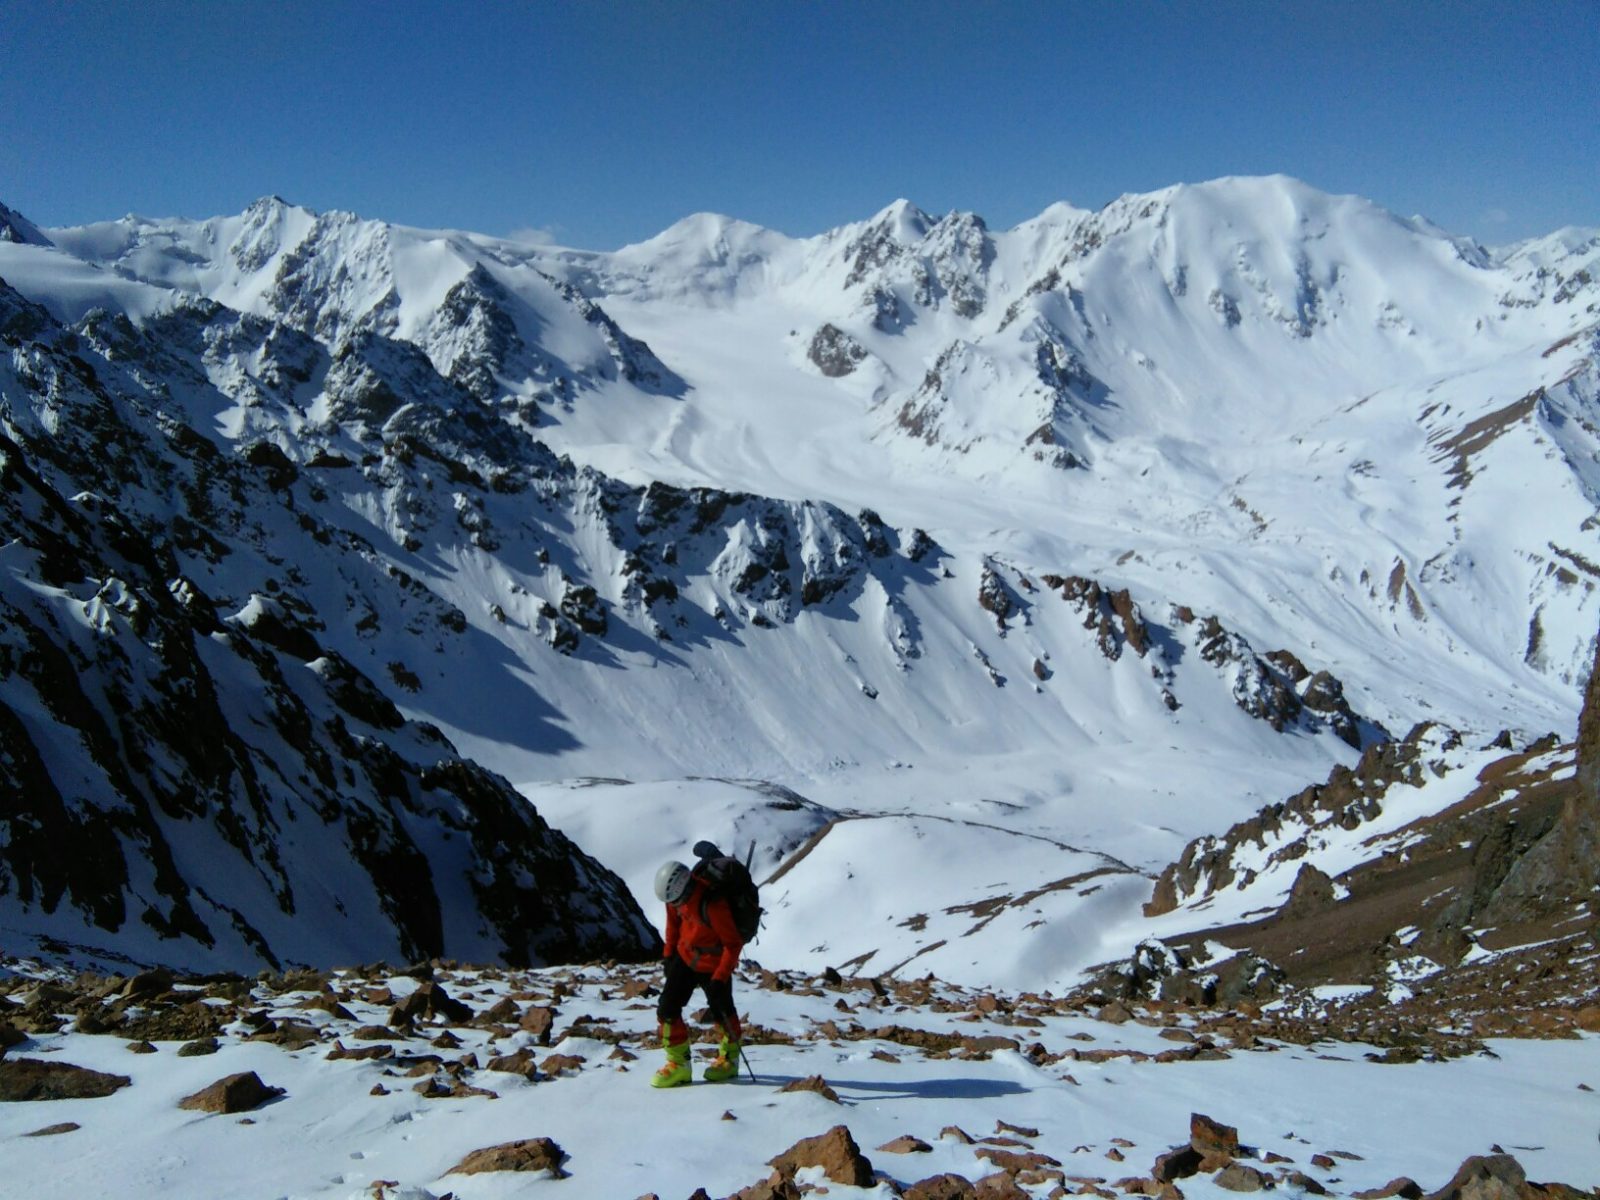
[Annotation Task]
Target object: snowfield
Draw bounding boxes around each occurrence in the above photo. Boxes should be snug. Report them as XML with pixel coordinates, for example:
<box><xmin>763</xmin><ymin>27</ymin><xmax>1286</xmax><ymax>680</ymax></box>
<box><xmin>2</xmin><ymin>963</ymin><xmax>1596</xmax><ymax>1200</ymax></box>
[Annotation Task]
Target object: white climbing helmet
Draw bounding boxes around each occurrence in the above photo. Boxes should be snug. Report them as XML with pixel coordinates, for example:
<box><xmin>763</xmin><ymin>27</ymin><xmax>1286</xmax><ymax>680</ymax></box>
<box><xmin>654</xmin><ymin>860</ymin><xmax>692</xmax><ymax>904</ymax></box>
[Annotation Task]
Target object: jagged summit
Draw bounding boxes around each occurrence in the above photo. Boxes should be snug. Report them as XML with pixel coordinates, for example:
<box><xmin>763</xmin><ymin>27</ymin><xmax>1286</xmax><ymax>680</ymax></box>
<box><xmin>0</xmin><ymin>199</ymin><xmax>51</xmax><ymax>246</ymax></box>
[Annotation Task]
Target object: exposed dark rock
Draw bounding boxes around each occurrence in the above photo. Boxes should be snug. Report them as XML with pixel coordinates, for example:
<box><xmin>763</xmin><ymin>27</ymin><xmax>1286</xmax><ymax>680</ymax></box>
<box><xmin>1190</xmin><ymin>1113</ymin><xmax>1240</xmax><ymax>1160</ymax></box>
<box><xmin>448</xmin><ymin>1136</ymin><xmax>569</xmax><ymax>1177</ymax></box>
<box><xmin>904</xmin><ymin>1174</ymin><xmax>979</xmax><ymax>1200</ymax></box>
<box><xmin>878</xmin><ymin>1135</ymin><xmax>934</xmax><ymax>1153</ymax></box>
<box><xmin>768</xmin><ymin>1124</ymin><xmax>875</xmax><ymax>1187</ymax></box>
<box><xmin>0</xmin><ymin>1058</ymin><xmax>131</xmax><ymax>1101</ymax></box>
<box><xmin>778</xmin><ymin>1074</ymin><xmax>841</xmax><ymax>1103</ymax></box>
<box><xmin>177</xmin><ymin>1070</ymin><xmax>284</xmax><ymax>1113</ymax></box>
<box><xmin>808</xmin><ymin>324</ymin><xmax>868</xmax><ymax>377</ymax></box>
<box><xmin>1213</xmin><ymin>1164</ymin><xmax>1273</xmax><ymax>1192</ymax></box>
<box><xmin>1280</xmin><ymin>864</ymin><xmax>1337</xmax><ymax>920</ymax></box>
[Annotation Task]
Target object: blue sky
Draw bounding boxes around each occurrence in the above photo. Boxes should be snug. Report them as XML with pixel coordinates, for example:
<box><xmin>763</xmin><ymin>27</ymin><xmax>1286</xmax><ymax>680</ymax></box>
<box><xmin>5</xmin><ymin>1</ymin><xmax>1596</xmax><ymax>248</ymax></box>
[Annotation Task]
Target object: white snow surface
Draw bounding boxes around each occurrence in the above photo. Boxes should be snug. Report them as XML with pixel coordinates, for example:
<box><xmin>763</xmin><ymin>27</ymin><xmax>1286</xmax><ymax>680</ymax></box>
<box><xmin>1</xmin><ymin>965</ymin><xmax>1596</xmax><ymax>1200</ymax></box>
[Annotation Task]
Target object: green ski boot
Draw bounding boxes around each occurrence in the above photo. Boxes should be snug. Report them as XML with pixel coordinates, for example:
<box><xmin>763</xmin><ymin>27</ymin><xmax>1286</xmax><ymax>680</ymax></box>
<box><xmin>650</xmin><ymin>1025</ymin><xmax>691</xmax><ymax>1089</ymax></box>
<box><xmin>702</xmin><ymin>1033</ymin><xmax>741</xmax><ymax>1083</ymax></box>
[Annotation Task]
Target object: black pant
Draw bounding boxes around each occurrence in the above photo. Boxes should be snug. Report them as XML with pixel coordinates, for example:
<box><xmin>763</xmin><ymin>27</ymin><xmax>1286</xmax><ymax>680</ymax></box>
<box><xmin>657</xmin><ymin>955</ymin><xmax>737</xmax><ymax>1030</ymax></box>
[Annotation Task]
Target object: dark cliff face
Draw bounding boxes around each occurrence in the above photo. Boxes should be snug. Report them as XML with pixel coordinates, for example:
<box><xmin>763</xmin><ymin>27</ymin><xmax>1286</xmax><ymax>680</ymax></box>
<box><xmin>0</xmin><ymin>281</ymin><xmax>658</xmax><ymax>972</ymax></box>
<box><xmin>1578</xmin><ymin>636</ymin><xmax>1600</xmax><ymax>802</ymax></box>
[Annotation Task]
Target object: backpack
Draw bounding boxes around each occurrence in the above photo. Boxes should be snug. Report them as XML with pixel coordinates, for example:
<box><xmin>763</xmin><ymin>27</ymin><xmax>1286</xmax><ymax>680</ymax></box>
<box><xmin>694</xmin><ymin>854</ymin><xmax>762</xmax><ymax>944</ymax></box>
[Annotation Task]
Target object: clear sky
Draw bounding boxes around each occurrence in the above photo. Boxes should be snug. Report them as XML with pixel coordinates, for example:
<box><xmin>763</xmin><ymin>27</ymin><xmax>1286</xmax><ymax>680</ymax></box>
<box><xmin>4</xmin><ymin>0</ymin><xmax>1597</xmax><ymax>249</ymax></box>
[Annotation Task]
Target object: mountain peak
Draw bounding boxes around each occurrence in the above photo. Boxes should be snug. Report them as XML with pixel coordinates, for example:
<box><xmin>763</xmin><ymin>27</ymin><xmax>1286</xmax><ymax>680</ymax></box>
<box><xmin>0</xmin><ymin>200</ymin><xmax>53</xmax><ymax>247</ymax></box>
<box><xmin>866</xmin><ymin>198</ymin><xmax>934</xmax><ymax>243</ymax></box>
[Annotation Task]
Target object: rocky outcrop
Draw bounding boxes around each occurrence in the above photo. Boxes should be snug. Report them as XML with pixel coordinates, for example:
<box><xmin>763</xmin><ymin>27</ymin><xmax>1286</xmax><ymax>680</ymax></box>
<box><xmin>177</xmin><ymin>1070</ymin><xmax>284</xmax><ymax>1113</ymax></box>
<box><xmin>1432</xmin><ymin>638</ymin><xmax>1600</xmax><ymax>931</ymax></box>
<box><xmin>448</xmin><ymin>1137</ymin><xmax>570</xmax><ymax>1177</ymax></box>
<box><xmin>768</xmin><ymin>1125</ymin><xmax>876</xmax><ymax>1188</ymax></box>
<box><xmin>1145</xmin><ymin>724</ymin><xmax>1446</xmax><ymax>916</ymax></box>
<box><xmin>0</xmin><ymin>283</ymin><xmax>658</xmax><ymax>972</ymax></box>
<box><xmin>0</xmin><ymin>1058</ymin><xmax>131</xmax><ymax>1101</ymax></box>
<box><xmin>808</xmin><ymin>323</ymin><xmax>868</xmax><ymax>377</ymax></box>
<box><xmin>1041</xmin><ymin>575</ymin><xmax>1149</xmax><ymax>661</ymax></box>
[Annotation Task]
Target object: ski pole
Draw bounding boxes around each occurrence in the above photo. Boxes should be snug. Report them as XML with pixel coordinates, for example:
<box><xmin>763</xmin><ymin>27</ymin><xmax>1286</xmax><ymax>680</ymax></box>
<box><xmin>740</xmin><ymin>1041</ymin><xmax>760</xmax><ymax>1085</ymax></box>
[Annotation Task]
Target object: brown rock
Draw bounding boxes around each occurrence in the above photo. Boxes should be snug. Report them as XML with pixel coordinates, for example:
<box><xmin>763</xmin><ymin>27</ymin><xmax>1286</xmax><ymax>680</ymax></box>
<box><xmin>120</xmin><ymin>1000</ymin><xmax>226</xmax><ymax>1044</ymax></box>
<box><xmin>905</xmin><ymin>1174</ymin><xmax>980</xmax><ymax>1200</ymax></box>
<box><xmin>520</xmin><ymin>1005</ymin><xmax>557</xmax><ymax>1042</ymax></box>
<box><xmin>1098</xmin><ymin>1002</ymin><xmax>1134</xmax><ymax>1025</ymax></box>
<box><xmin>178</xmin><ymin>1071</ymin><xmax>284</xmax><ymax>1114</ymax></box>
<box><xmin>726</xmin><ymin>1170</ymin><xmax>804</xmax><ymax>1200</ymax></box>
<box><xmin>1190</xmin><ymin>1113</ymin><xmax>1240</xmax><ymax>1159</ymax></box>
<box><xmin>414</xmin><ymin>1076</ymin><xmax>497</xmax><ymax>1100</ymax></box>
<box><xmin>123</xmin><ymin>968</ymin><xmax>175</xmax><ymax>1001</ymax></box>
<box><xmin>768</xmin><ymin>1124</ymin><xmax>875</xmax><ymax>1187</ymax></box>
<box><xmin>0</xmin><ymin>1058</ymin><xmax>131</xmax><ymax>1101</ymax></box>
<box><xmin>476</xmin><ymin>997</ymin><xmax>519</xmax><ymax>1025</ymax></box>
<box><xmin>448</xmin><ymin>1136</ymin><xmax>568</xmax><ymax>1177</ymax></box>
<box><xmin>1354</xmin><ymin>1179</ymin><xmax>1422</xmax><ymax>1200</ymax></box>
<box><xmin>1422</xmin><ymin>1155</ymin><xmax>1530</xmax><ymax>1200</ymax></box>
<box><xmin>778</xmin><ymin>1074</ymin><xmax>841</xmax><ymax>1103</ymax></box>
<box><xmin>997</xmin><ymin>1120</ymin><xmax>1041</xmax><ymax>1138</ymax></box>
<box><xmin>1310</xmin><ymin>1155</ymin><xmax>1337</xmax><ymax>1170</ymax></box>
<box><xmin>979</xmin><ymin>1148</ymin><xmax>1063</xmax><ymax>1175</ymax></box>
<box><xmin>541</xmin><ymin>1053</ymin><xmax>586</xmax><ymax>1076</ymax></box>
<box><xmin>1153</xmin><ymin>1146</ymin><xmax>1204</xmax><ymax>1182</ymax></box>
<box><xmin>126</xmin><ymin>1040</ymin><xmax>157</xmax><ymax>1054</ymax></box>
<box><xmin>485</xmin><ymin>1048</ymin><xmax>539</xmax><ymax>1077</ymax></box>
<box><xmin>327</xmin><ymin>1042</ymin><xmax>392</xmax><ymax>1061</ymax></box>
<box><xmin>177</xmin><ymin>1037</ymin><xmax>219</xmax><ymax>1057</ymax></box>
<box><xmin>23</xmin><ymin>1122</ymin><xmax>81</xmax><ymax>1137</ymax></box>
<box><xmin>1283</xmin><ymin>1173</ymin><xmax>1329</xmax><ymax>1195</ymax></box>
<box><xmin>1280</xmin><ymin>863</ymin><xmax>1337</xmax><ymax>919</ymax></box>
<box><xmin>1213</xmin><ymin>1164</ymin><xmax>1272</xmax><ymax>1192</ymax></box>
<box><xmin>975</xmin><ymin>1171</ymin><xmax>1031</xmax><ymax>1199</ymax></box>
<box><xmin>941</xmin><ymin>1125</ymin><xmax>977</xmax><ymax>1144</ymax></box>
<box><xmin>879</xmin><ymin>1135</ymin><xmax>934</xmax><ymax>1153</ymax></box>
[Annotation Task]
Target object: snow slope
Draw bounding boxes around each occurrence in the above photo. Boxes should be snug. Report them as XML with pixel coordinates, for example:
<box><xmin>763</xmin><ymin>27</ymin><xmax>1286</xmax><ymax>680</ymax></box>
<box><xmin>1</xmin><ymin>177</ymin><xmax>1597</xmax><ymax>987</ymax></box>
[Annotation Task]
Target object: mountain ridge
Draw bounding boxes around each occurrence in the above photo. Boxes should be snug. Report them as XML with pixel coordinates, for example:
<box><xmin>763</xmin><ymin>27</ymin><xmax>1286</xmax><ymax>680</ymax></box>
<box><xmin>1</xmin><ymin>175</ymin><xmax>1597</xmax><ymax>982</ymax></box>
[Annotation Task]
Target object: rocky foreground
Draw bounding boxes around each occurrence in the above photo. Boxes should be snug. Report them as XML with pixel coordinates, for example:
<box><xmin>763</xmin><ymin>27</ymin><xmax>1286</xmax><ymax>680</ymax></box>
<box><xmin>2</xmin><ymin>955</ymin><xmax>1595</xmax><ymax>1199</ymax></box>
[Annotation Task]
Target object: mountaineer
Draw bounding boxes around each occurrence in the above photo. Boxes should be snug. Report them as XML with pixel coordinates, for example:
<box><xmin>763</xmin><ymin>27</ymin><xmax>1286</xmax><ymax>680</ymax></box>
<box><xmin>650</xmin><ymin>842</ymin><xmax>759</xmax><ymax>1087</ymax></box>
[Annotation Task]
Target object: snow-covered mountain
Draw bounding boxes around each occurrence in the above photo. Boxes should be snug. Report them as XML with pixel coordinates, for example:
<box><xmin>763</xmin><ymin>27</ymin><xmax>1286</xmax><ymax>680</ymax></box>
<box><xmin>1</xmin><ymin>176</ymin><xmax>1597</xmax><ymax>983</ymax></box>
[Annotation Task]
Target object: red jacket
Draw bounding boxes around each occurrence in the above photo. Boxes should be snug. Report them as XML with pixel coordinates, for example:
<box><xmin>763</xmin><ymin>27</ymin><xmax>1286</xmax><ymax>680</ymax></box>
<box><xmin>663</xmin><ymin>875</ymin><xmax>743</xmax><ymax>981</ymax></box>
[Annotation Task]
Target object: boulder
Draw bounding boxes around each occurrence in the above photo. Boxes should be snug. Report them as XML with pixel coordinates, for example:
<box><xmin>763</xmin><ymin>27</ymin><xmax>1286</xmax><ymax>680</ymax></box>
<box><xmin>1190</xmin><ymin>1113</ymin><xmax>1240</xmax><ymax>1160</ymax></box>
<box><xmin>177</xmin><ymin>1071</ymin><xmax>284</xmax><ymax>1114</ymax></box>
<box><xmin>879</xmin><ymin>1135</ymin><xmax>934</xmax><ymax>1154</ymax></box>
<box><xmin>1279</xmin><ymin>864</ymin><xmax>1337</xmax><ymax>919</ymax></box>
<box><xmin>904</xmin><ymin>1174</ymin><xmax>979</xmax><ymax>1200</ymax></box>
<box><xmin>768</xmin><ymin>1124</ymin><xmax>875</xmax><ymax>1187</ymax></box>
<box><xmin>1214</xmin><ymin>1164</ymin><xmax>1274</xmax><ymax>1192</ymax></box>
<box><xmin>1423</xmin><ymin>1155</ymin><xmax>1533</xmax><ymax>1200</ymax></box>
<box><xmin>1152</xmin><ymin>1145</ymin><xmax>1204</xmax><ymax>1182</ymax></box>
<box><xmin>726</xmin><ymin>1170</ymin><xmax>804</xmax><ymax>1200</ymax></box>
<box><xmin>974</xmin><ymin>1172</ymin><xmax>1031</xmax><ymax>1199</ymax></box>
<box><xmin>778</xmin><ymin>1074</ymin><xmax>841</xmax><ymax>1103</ymax></box>
<box><xmin>448</xmin><ymin>1137</ymin><xmax>568</xmax><ymax>1177</ymax></box>
<box><xmin>519</xmin><ymin>1004</ymin><xmax>557</xmax><ymax>1042</ymax></box>
<box><xmin>23</xmin><ymin>1121</ymin><xmax>82</xmax><ymax>1136</ymax></box>
<box><xmin>1354</xmin><ymin>1180</ymin><xmax>1423</xmax><ymax>1200</ymax></box>
<box><xmin>122</xmin><ymin>968</ymin><xmax>175</xmax><ymax>1001</ymax></box>
<box><xmin>976</xmin><ymin>1148</ymin><xmax>1062</xmax><ymax>1175</ymax></box>
<box><xmin>0</xmin><ymin>1058</ymin><xmax>131</xmax><ymax>1101</ymax></box>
